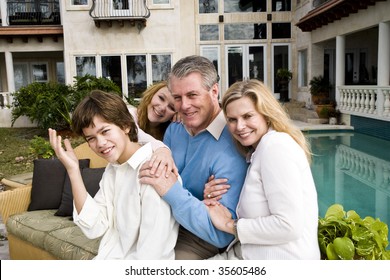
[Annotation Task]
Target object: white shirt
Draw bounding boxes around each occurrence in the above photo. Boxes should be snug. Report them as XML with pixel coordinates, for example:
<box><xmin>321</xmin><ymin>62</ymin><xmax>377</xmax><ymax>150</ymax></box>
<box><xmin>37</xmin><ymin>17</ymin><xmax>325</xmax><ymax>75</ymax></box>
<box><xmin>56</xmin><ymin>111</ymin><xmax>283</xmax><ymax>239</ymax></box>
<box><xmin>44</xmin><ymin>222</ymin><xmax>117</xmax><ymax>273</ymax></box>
<box><xmin>73</xmin><ymin>143</ymin><xmax>179</xmax><ymax>260</ymax></box>
<box><xmin>236</xmin><ymin>129</ymin><xmax>321</xmax><ymax>259</ymax></box>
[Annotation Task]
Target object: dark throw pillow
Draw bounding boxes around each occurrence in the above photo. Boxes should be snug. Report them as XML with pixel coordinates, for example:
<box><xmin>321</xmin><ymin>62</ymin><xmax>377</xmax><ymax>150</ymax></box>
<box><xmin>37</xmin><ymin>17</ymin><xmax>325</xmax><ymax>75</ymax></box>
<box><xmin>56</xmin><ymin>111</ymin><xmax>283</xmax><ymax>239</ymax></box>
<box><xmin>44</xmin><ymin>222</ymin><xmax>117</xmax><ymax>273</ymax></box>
<box><xmin>27</xmin><ymin>158</ymin><xmax>90</xmax><ymax>211</ymax></box>
<box><xmin>55</xmin><ymin>167</ymin><xmax>105</xmax><ymax>217</ymax></box>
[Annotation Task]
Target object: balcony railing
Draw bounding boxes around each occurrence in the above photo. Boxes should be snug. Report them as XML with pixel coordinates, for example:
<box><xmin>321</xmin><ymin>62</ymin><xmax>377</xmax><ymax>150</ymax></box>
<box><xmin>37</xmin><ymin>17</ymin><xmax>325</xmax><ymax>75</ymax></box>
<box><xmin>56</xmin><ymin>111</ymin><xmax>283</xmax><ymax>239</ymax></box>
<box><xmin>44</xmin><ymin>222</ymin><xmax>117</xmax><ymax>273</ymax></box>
<box><xmin>336</xmin><ymin>144</ymin><xmax>390</xmax><ymax>195</ymax></box>
<box><xmin>89</xmin><ymin>0</ymin><xmax>150</xmax><ymax>28</ymax></box>
<box><xmin>7</xmin><ymin>1</ymin><xmax>60</xmax><ymax>26</ymax></box>
<box><xmin>338</xmin><ymin>86</ymin><xmax>390</xmax><ymax>121</ymax></box>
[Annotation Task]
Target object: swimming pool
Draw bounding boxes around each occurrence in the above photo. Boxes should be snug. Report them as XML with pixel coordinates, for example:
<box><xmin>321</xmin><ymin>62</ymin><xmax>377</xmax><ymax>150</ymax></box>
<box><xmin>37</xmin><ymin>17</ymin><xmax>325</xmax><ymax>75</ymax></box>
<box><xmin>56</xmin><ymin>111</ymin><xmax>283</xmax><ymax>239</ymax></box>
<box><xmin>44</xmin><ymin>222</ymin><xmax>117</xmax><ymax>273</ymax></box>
<box><xmin>305</xmin><ymin>131</ymin><xmax>390</xmax><ymax>228</ymax></box>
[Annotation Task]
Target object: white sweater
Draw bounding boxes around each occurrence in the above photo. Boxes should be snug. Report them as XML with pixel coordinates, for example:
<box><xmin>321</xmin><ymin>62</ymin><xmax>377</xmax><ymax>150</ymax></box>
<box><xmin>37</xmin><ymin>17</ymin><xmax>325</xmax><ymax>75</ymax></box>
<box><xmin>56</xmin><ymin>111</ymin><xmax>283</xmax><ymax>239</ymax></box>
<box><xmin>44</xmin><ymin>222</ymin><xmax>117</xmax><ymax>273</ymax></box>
<box><xmin>236</xmin><ymin>129</ymin><xmax>320</xmax><ymax>259</ymax></box>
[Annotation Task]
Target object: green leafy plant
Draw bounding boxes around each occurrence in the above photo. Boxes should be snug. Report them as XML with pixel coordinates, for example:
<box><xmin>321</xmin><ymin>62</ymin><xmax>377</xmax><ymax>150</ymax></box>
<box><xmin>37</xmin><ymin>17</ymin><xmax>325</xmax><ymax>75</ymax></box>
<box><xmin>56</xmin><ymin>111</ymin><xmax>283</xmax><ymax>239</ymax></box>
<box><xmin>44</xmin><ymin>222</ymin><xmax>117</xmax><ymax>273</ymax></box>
<box><xmin>276</xmin><ymin>68</ymin><xmax>292</xmax><ymax>82</ymax></box>
<box><xmin>29</xmin><ymin>136</ymin><xmax>54</xmax><ymax>159</ymax></box>
<box><xmin>318</xmin><ymin>204</ymin><xmax>390</xmax><ymax>260</ymax></box>
<box><xmin>11</xmin><ymin>82</ymin><xmax>74</xmax><ymax>130</ymax></box>
<box><xmin>11</xmin><ymin>75</ymin><xmax>123</xmax><ymax>131</ymax></box>
<box><xmin>71</xmin><ymin>75</ymin><xmax>122</xmax><ymax>108</ymax></box>
<box><xmin>309</xmin><ymin>75</ymin><xmax>332</xmax><ymax>96</ymax></box>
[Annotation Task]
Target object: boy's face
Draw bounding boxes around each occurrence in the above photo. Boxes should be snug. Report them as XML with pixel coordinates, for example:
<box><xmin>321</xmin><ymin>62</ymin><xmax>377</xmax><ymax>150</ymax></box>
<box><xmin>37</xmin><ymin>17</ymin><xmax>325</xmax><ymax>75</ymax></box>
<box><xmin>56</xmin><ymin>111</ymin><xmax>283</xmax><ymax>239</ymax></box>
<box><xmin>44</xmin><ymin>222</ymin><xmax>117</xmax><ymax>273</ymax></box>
<box><xmin>83</xmin><ymin>116</ymin><xmax>131</xmax><ymax>164</ymax></box>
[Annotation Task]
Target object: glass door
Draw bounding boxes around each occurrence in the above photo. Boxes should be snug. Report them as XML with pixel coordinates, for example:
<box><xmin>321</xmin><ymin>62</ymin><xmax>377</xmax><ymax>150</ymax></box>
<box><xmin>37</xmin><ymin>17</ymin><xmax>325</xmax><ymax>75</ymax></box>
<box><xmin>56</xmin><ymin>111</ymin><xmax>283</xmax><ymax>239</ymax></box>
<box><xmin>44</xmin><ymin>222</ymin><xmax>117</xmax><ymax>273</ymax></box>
<box><xmin>273</xmin><ymin>44</ymin><xmax>290</xmax><ymax>100</ymax></box>
<box><xmin>227</xmin><ymin>46</ymin><xmax>243</xmax><ymax>86</ymax></box>
<box><xmin>226</xmin><ymin>45</ymin><xmax>265</xmax><ymax>88</ymax></box>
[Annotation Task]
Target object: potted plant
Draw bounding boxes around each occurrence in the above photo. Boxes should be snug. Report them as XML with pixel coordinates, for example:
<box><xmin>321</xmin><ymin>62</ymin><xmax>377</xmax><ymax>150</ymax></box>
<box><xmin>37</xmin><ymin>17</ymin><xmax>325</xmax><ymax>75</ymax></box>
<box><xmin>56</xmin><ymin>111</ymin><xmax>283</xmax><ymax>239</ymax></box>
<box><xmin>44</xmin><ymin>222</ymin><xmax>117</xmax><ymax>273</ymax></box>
<box><xmin>328</xmin><ymin>108</ymin><xmax>340</xmax><ymax>125</ymax></box>
<box><xmin>318</xmin><ymin>204</ymin><xmax>390</xmax><ymax>260</ymax></box>
<box><xmin>309</xmin><ymin>75</ymin><xmax>332</xmax><ymax>105</ymax></box>
<box><xmin>276</xmin><ymin>68</ymin><xmax>292</xmax><ymax>102</ymax></box>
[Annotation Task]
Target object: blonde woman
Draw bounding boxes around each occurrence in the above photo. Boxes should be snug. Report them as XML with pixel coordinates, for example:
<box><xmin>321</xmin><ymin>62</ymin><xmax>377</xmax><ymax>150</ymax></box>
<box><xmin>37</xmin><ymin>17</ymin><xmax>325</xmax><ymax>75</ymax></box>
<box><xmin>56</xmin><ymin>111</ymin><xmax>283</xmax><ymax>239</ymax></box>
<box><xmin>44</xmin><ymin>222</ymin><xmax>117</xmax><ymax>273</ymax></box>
<box><xmin>206</xmin><ymin>79</ymin><xmax>320</xmax><ymax>259</ymax></box>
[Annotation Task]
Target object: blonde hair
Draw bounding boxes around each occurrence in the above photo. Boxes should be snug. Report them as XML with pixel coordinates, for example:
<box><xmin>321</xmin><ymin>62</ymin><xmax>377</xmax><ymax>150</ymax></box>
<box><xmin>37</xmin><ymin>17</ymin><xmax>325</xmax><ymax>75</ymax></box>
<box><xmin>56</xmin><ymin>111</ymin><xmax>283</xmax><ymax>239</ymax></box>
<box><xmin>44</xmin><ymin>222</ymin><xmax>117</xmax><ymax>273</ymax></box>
<box><xmin>137</xmin><ymin>81</ymin><xmax>170</xmax><ymax>140</ymax></box>
<box><xmin>222</xmin><ymin>79</ymin><xmax>311</xmax><ymax>163</ymax></box>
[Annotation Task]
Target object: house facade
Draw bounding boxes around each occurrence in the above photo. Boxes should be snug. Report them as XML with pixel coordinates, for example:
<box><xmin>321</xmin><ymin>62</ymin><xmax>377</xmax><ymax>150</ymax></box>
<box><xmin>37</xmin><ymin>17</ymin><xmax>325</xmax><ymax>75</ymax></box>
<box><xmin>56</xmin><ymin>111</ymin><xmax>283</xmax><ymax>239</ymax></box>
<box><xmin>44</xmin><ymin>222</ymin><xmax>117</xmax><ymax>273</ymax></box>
<box><xmin>0</xmin><ymin>0</ymin><xmax>389</xmax><ymax>139</ymax></box>
<box><xmin>295</xmin><ymin>0</ymin><xmax>390</xmax><ymax>139</ymax></box>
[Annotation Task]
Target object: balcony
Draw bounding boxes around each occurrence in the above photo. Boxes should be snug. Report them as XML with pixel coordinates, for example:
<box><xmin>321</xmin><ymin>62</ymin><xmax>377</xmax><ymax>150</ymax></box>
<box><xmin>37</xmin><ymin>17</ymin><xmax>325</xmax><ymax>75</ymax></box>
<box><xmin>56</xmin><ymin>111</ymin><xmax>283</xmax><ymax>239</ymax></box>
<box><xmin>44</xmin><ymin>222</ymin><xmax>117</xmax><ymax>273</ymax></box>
<box><xmin>7</xmin><ymin>1</ymin><xmax>60</xmax><ymax>26</ymax></box>
<box><xmin>0</xmin><ymin>1</ymin><xmax>62</xmax><ymax>43</ymax></box>
<box><xmin>297</xmin><ymin>0</ymin><xmax>386</xmax><ymax>32</ymax></box>
<box><xmin>89</xmin><ymin>0</ymin><xmax>150</xmax><ymax>30</ymax></box>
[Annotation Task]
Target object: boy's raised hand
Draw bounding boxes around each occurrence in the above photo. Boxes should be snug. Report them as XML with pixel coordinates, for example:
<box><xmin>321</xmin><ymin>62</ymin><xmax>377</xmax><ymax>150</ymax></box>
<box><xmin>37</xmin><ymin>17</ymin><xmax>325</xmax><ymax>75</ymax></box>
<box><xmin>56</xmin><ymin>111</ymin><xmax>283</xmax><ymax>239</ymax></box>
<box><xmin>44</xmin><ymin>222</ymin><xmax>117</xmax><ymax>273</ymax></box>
<box><xmin>48</xmin><ymin>128</ymin><xmax>79</xmax><ymax>171</ymax></box>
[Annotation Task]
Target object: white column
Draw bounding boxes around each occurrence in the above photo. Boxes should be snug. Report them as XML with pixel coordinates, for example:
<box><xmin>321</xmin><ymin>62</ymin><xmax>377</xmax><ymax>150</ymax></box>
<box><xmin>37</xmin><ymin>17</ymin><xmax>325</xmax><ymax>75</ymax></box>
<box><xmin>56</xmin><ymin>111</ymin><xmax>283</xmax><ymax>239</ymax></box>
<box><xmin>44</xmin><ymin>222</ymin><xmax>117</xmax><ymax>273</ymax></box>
<box><xmin>0</xmin><ymin>1</ymin><xmax>8</xmax><ymax>27</ymax></box>
<box><xmin>377</xmin><ymin>22</ymin><xmax>390</xmax><ymax>86</ymax></box>
<box><xmin>5</xmin><ymin>51</ymin><xmax>15</xmax><ymax>105</ymax></box>
<box><xmin>335</xmin><ymin>35</ymin><xmax>345</xmax><ymax>105</ymax></box>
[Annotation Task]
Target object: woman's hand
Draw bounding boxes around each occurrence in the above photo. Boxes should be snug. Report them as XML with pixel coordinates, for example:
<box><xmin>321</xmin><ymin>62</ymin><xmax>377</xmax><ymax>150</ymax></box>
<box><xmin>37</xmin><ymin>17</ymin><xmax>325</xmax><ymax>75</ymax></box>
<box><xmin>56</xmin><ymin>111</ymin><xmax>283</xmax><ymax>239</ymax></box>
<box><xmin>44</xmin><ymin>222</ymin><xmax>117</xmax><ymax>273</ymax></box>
<box><xmin>203</xmin><ymin>175</ymin><xmax>230</xmax><ymax>201</ymax></box>
<box><xmin>148</xmin><ymin>147</ymin><xmax>179</xmax><ymax>178</ymax></box>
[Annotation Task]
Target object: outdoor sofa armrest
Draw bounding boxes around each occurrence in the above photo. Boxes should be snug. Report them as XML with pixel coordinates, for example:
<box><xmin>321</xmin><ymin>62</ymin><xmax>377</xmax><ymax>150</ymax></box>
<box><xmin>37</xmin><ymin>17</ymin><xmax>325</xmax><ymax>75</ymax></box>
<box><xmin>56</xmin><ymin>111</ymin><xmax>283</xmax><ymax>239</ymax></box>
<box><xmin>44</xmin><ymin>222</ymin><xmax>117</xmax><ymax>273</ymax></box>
<box><xmin>0</xmin><ymin>179</ymin><xmax>32</xmax><ymax>224</ymax></box>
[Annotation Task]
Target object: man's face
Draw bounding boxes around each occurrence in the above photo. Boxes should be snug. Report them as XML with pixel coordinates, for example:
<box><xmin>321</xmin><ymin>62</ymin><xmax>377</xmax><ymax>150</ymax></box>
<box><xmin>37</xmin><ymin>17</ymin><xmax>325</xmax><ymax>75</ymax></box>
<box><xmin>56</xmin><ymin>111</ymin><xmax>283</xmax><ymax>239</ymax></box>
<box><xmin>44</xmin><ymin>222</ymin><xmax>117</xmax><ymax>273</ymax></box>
<box><xmin>169</xmin><ymin>72</ymin><xmax>219</xmax><ymax>135</ymax></box>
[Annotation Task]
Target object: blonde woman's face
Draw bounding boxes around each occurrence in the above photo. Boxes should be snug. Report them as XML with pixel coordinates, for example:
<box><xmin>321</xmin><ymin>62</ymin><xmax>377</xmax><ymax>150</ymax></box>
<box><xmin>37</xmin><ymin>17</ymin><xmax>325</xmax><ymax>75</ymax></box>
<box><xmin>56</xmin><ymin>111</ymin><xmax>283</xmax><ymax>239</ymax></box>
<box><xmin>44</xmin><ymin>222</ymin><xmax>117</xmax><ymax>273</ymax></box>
<box><xmin>147</xmin><ymin>86</ymin><xmax>176</xmax><ymax>124</ymax></box>
<box><xmin>225</xmin><ymin>96</ymin><xmax>268</xmax><ymax>149</ymax></box>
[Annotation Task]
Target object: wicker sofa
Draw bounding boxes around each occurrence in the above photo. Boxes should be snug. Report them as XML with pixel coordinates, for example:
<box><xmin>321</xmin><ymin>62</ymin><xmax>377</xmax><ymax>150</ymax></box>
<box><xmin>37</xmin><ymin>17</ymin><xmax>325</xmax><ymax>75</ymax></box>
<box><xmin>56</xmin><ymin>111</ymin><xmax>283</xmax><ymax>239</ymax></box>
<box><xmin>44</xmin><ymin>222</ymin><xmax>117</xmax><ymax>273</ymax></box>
<box><xmin>0</xmin><ymin>143</ymin><xmax>108</xmax><ymax>260</ymax></box>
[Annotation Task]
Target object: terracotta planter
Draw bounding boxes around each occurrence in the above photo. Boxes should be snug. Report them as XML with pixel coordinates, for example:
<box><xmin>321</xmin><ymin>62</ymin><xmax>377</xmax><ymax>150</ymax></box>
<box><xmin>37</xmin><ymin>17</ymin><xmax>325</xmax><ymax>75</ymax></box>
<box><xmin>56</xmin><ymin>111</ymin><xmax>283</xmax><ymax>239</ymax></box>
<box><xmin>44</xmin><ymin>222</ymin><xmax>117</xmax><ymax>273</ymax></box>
<box><xmin>315</xmin><ymin>104</ymin><xmax>335</xmax><ymax>118</ymax></box>
<box><xmin>311</xmin><ymin>94</ymin><xmax>328</xmax><ymax>105</ymax></box>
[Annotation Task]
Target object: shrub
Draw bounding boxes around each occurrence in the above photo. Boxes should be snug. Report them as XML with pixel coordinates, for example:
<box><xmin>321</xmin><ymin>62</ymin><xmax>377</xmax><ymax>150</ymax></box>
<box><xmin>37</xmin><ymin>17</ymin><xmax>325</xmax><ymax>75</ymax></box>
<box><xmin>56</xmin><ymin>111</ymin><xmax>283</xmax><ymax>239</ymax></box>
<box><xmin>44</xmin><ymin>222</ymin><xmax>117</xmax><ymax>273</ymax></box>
<box><xmin>11</xmin><ymin>82</ymin><xmax>74</xmax><ymax>130</ymax></box>
<box><xmin>11</xmin><ymin>75</ymin><xmax>123</xmax><ymax>130</ymax></box>
<box><xmin>29</xmin><ymin>136</ymin><xmax>54</xmax><ymax>159</ymax></box>
<box><xmin>71</xmin><ymin>75</ymin><xmax>122</xmax><ymax>110</ymax></box>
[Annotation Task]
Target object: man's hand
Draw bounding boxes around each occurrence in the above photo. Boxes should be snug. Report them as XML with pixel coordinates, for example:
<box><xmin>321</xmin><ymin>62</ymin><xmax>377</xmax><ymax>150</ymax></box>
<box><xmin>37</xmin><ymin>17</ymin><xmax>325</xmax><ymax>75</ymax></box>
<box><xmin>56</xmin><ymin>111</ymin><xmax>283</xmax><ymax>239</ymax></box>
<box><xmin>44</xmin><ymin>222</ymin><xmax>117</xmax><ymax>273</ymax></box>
<box><xmin>207</xmin><ymin>202</ymin><xmax>234</xmax><ymax>234</ymax></box>
<box><xmin>148</xmin><ymin>147</ymin><xmax>179</xmax><ymax>178</ymax></box>
<box><xmin>139</xmin><ymin>160</ymin><xmax>179</xmax><ymax>196</ymax></box>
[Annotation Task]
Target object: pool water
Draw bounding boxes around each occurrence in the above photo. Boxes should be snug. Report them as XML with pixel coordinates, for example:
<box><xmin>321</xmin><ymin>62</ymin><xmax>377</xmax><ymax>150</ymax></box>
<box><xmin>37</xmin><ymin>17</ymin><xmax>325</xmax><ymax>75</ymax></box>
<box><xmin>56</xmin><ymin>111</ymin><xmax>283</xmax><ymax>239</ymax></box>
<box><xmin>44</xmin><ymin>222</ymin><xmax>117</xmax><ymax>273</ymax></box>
<box><xmin>305</xmin><ymin>131</ymin><xmax>390</xmax><ymax>228</ymax></box>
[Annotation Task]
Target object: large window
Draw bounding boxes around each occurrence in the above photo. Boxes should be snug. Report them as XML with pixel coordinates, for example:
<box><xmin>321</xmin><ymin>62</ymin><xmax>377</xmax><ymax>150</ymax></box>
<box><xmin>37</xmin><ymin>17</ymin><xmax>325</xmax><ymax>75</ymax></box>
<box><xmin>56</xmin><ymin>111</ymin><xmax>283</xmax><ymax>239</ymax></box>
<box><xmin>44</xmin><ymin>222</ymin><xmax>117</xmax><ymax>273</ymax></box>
<box><xmin>74</xmin><ymin>53</ymin><xmax>171</xmax><ymax>99</ymax></box>
<box><xmin>127</xmin><ymin>55</ymin><xmax>147</xmax><ymax>99</ymax></box>
<box><xmin>14</xmin><ymin>63</ymin><xmax>29</xmax><ymax>91</ymax></box>
<box><xmin>13</xmin><ymin>62</ymin><xmax>49</xmax><ymax>90</ymax></box>
<box><xmin>224</xmin><ymin>0</ymin><xmax>265</xmax><ymax>13</ymax></box>
<box><xmin>76</xmin><ymin>56</ymin><xmax>96</xmax><ymax>77</ymax></box>
<box><xmin>102</xmin><ymin>56</ymin><xmax>122</xmax><ymax>90</ymax></box>
<box><xmin>56</xmin><ymin>62</ymin><xmax>65</xmax><ymax>84</ymax></box>
<box><xmin>225</xmin><ymin>23</ymin><xmax>266</xmax><ymax>40</ymax></box>
<box><xmin>273</xmin><ymin>44</ymin><xmax>290</xmax><ymax>94</ymax></box>
<box><xmin>200</xmin><ymin>46</ymin><xmax>221</xmax><ymax>98</ymax></box>
<box><xmin>151</xmin><ymin>54</ymin><xmax>171</xmax><ymax>83</ymax></box>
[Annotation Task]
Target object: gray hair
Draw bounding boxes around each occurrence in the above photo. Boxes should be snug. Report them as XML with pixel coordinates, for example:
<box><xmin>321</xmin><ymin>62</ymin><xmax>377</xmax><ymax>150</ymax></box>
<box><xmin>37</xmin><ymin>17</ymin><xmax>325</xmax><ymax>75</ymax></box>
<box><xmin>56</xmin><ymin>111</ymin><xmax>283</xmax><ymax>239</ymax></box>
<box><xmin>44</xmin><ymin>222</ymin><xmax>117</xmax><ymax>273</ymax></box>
<box><xmin>168</xmin><ymin>55</ymin><xmax>219</xmax><ymax>91</ymax></box>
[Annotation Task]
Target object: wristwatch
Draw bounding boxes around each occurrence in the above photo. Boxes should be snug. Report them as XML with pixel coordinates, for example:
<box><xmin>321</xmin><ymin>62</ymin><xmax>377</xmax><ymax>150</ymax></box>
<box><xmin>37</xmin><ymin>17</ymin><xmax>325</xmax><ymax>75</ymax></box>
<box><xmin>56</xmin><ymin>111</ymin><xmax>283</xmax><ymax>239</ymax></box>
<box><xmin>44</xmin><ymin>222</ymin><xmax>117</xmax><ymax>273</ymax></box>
<box><xmin>233</xmin><ymin>219</ymin><xmax>239</xmax><ymax>239</ymax></box>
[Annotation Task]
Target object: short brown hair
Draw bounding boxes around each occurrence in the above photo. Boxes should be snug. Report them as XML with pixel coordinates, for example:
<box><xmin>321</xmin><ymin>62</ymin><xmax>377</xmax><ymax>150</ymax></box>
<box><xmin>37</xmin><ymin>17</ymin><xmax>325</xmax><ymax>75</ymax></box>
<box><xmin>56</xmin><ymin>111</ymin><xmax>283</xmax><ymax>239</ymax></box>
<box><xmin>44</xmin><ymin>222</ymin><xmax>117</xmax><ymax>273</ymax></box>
<box><xmin>72</xmin><ymin>90</ymin><xmax>138</xmax><ymax>142</ymax></box>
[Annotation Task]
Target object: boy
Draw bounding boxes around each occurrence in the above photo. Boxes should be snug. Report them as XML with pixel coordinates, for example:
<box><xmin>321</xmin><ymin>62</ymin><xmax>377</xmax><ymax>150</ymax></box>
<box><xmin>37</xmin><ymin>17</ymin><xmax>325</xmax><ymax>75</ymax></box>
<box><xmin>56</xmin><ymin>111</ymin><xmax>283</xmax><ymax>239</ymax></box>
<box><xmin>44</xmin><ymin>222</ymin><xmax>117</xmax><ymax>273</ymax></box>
<box><xmin>49</xmin><ymin>90</ymin><xmax>179</xmax><ymax>259</ymax></box>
